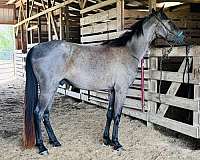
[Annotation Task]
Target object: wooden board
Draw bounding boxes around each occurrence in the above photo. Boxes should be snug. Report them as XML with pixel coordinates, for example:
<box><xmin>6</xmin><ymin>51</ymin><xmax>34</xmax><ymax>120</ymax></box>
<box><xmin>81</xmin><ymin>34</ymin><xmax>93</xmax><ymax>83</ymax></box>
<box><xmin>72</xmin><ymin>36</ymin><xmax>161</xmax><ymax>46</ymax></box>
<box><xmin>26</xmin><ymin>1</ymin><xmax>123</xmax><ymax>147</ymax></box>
<box><xmin>80</xmin><ymin>8</ymin><xmax>117</xmax><ymax>26</ymax></box>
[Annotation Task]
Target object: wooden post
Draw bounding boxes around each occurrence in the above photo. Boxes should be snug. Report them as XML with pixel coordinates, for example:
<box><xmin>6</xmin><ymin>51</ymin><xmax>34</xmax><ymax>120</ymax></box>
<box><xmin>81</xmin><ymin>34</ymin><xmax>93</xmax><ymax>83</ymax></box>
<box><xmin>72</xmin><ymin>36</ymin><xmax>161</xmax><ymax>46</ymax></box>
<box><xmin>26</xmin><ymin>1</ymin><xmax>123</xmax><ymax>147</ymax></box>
<box><xmin>59</xmin><ymin>8</ymin><xmax>63</xmax><ymax>40</ymax></box>
<box><xmin>116</xmin><ymin>0</ymin><xmax>124</xmax><ymax>32</ymax></box>
<box><xmin>48</xmin><ymin>12</ymin><xmax>52</xmax><ymax>41</ymax></box>
<box><xmin>38</xmin><ymin>7</ymin><xmax>41</xmax><ymax>43</ymax></box>
<box><xmin>149</xmin><ymin>0</ymin><xmax>156</xmax><ymax>13</ymax></box>
<box><xmin>147</xmin><ymin>56</ymin><xmax>158</xmax><ymax>127</ymax></box>
<box><xmin>64</xmin><ymin>5</ymin><xmax>70</xmax><ymax>41</ymax></box>
<box><xmin>26</xmin><ymin>0</ymin><xmax>30</xmax><ymax>44</ymax></box>
<box><xmin>193</xmin><ymin>56</ymin><xmax>200</xmax><ymax>138</ymax></box>
<box><xmin>48</xmin><ymin>0</ymin><xmax>52</xmax><ymax>41</ymax></box>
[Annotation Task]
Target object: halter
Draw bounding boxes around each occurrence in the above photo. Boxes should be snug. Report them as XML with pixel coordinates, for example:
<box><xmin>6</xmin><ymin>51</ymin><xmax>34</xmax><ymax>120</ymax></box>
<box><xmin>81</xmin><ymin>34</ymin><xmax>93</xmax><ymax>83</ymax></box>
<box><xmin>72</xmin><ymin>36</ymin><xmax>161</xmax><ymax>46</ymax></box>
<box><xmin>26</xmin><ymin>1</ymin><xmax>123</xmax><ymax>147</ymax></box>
<box><xmin>153</xmin><ymin>14</ymin><xmax>184</xmax><ymax>44</ymax></box>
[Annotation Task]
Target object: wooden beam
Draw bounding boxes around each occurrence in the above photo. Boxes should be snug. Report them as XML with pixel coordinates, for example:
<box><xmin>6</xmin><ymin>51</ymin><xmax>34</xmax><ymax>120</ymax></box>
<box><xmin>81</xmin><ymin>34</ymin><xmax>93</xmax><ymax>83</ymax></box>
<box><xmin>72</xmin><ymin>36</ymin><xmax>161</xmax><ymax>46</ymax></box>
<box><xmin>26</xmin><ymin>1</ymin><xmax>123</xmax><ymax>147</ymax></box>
<box><xmin>59</xmin><ymin>8</ymin><xmax>63</xmax><ymax>40</ymax></box>
<box><xmin>149</xmin><ymin>114</ymin><xmax>199</xmax><ymax>138</ymax></box>
<box><xmin>116</xmin><ymin>0</ymin><xmax>124</xmax><ymax>31</ymax></box>
<box><xmin>80</xmin><ymin>0</ymin><xmax>116</xmax><ymax>14</ymax></box>
<box><xmin>14</xmin><ymin>0</ymin><xmax>76</xmax><ymax>28</ymax></box>
<box><xmin>27</xmin><ymin>25</ymin><xmax>38</xmax><ymax>31</ymax></box>
<box><xmin>80</xmin><ymin>8</ymin><xmax>117</xmax><ymax>26</ymax></box>
<box><xmin>48</xmin><ymin>12</ymin><xmax>52</xmax><ymax>41</ymax></box>
<box><xmin>151</xmin><ymin>46</ymin><xmax>200</xmax><ymax>57</ymax></box>
<box><xmin>149</xmin><ymin>0</ymin><xmax>156</xmax><ymax>13</ymax></box>
<box><xmin>7</xmin><ymin>0</ymin><xmax>16</xmax><ymax>4</ymax></box>
<box><xmin>81</xmin><ymin>20</ymin><xmax>117</xmax><ymax>35</ymax></box>
<box><xmin>50</xmin><ymin>14</ymin><xmax>58</xmax><ymax>40</ymax></box>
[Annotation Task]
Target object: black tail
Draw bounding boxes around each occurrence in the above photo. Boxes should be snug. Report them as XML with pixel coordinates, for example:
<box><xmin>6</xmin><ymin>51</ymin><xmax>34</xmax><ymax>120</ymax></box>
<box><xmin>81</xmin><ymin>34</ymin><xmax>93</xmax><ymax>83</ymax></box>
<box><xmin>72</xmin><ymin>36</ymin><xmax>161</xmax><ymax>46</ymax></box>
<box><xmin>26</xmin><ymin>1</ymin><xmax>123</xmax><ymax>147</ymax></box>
<box><xmin>23</xmin><ymin>48</ymin><xmax>38</xmax><ymax>148</ymax></box>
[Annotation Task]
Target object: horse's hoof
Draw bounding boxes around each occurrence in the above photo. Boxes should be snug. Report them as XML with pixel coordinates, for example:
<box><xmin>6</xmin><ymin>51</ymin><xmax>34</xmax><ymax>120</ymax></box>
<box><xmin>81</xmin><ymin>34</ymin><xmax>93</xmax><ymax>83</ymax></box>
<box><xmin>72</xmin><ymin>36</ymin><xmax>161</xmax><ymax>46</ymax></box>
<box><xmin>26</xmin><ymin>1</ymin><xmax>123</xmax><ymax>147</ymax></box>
<box><xmin>103</xmin><ymin>137</ymin><xmax>111</xmax><ymax>146</ymax></box>
<box><xmin>111</xmin><ymin>141</ymin><xmax>123</xmax><ymax>150</ymax></box>
<box><xmin>50</xmin><ymin>140</ymin><xmax>61</xmax><ymax>147</ymax></box>
<box><xmin>37</xmin><ymin>143</ymin><xmax>49</xmax><ymax>155</ymax></box>
<box><xmin>39</xmin><ymin>150</ymin><xmax>49</xmax><ymax>155</ymax></box>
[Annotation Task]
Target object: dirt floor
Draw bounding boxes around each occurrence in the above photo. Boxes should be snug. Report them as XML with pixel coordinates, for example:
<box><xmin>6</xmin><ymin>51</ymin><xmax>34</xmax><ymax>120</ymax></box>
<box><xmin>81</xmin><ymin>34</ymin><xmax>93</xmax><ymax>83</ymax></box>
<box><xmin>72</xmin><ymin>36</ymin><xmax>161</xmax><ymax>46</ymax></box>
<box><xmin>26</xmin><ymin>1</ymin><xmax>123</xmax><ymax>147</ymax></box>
<box><xmin>1</xmin><ymin>80</ymin><xmax>200</xmax><ymax>160</ymax></box>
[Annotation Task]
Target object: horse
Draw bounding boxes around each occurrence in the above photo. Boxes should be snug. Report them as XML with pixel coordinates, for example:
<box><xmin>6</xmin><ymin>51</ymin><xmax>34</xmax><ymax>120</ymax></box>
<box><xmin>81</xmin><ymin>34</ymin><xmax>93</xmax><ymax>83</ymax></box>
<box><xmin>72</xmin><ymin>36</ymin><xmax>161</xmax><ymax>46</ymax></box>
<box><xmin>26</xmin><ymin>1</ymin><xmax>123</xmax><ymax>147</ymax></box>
<box><xmin>23</xmin><ymin>7</ymin><xmax>184</xmax><ymax>155</ymax></box>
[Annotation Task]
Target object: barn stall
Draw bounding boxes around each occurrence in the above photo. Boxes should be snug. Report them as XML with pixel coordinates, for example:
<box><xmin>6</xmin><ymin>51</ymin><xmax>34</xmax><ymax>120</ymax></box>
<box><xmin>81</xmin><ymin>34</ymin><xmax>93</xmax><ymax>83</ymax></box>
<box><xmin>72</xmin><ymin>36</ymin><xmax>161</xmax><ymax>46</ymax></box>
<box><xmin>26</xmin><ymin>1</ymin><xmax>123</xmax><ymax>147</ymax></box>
<box><xmin>1</xmin><ymin>0</ymin><xmax>200</xmax><ymax>159</ymax></box>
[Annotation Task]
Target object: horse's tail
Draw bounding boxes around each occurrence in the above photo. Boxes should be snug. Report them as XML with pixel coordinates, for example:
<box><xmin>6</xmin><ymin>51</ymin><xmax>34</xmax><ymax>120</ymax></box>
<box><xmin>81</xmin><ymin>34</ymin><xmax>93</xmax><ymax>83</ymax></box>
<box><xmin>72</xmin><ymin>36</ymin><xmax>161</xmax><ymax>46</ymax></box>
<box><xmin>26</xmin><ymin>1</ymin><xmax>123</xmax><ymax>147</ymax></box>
<box><xmin>23</xmin><ymin>47</ymin><xmax>38</xmax><ymax>148</ymax></box>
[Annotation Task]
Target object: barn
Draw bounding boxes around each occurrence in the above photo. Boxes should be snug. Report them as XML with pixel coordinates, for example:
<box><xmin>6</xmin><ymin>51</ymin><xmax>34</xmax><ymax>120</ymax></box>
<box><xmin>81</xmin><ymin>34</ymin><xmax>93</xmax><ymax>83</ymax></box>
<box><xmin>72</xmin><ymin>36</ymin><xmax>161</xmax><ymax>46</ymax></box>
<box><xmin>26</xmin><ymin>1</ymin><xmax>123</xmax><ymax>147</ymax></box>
<box><xmin>1</xmin><ymin>0</ymin><xmax>200</xmax><ymax>159</ymax></box>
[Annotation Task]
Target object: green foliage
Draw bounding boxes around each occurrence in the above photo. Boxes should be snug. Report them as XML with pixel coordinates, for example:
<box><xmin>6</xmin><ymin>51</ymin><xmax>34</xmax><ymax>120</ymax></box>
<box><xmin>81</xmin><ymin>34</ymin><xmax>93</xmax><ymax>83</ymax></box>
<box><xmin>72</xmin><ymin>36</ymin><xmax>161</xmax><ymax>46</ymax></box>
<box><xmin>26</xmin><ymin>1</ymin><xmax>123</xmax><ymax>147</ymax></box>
<box><xmin>0</xmin><ymin>25</ymin><xmax>14</xmax><ymax>60</ymax></box>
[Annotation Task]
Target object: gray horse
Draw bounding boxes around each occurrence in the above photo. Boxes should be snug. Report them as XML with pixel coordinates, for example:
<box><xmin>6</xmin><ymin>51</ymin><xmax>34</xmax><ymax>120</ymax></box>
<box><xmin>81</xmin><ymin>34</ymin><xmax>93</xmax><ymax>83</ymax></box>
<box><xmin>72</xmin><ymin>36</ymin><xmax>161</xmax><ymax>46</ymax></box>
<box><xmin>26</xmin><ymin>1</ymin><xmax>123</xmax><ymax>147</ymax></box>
<box><xmin>23</xmin><ymin>7</ymin><xmax>184</xmax><ymax>155</ymax></box>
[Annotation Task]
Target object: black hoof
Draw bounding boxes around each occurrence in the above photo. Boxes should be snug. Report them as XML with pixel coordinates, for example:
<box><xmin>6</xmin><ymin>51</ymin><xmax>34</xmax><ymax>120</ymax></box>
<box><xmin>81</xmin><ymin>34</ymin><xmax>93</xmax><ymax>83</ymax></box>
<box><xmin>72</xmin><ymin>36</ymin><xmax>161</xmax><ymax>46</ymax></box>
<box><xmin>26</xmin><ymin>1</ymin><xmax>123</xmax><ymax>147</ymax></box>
<box><xmin>49</xmin><ymin>140</ymin><xmax>61</xmax><ymax>147</ymax></box>
<box><xmin>36</xmin><ymin>144</ymin><xmax>48</xmax><ymax>155</ymax></box>
<box><xmin>111</xmin><ymin>141</ymin><xmax>123</xmax><ymax>150</ymax></box>
<box><xmin>103</xmin><ymin>137</ymin><xmax>111</xmax><ymax>146</ymax></box>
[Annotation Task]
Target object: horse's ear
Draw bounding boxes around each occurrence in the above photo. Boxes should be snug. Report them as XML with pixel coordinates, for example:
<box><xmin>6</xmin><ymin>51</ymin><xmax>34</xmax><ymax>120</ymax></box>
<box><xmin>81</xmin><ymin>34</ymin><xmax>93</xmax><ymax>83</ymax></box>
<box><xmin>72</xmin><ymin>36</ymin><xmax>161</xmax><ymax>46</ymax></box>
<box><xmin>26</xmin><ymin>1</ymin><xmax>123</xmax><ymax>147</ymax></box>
<box><xmin>152</xmin><ymin>8</ymin><xmax>156</xmax><ymax>13</ymax></box>
<box><xmin>159</xmin><ymin>4</ymin><xmax>165</xmax><ymax>12</ymax></box>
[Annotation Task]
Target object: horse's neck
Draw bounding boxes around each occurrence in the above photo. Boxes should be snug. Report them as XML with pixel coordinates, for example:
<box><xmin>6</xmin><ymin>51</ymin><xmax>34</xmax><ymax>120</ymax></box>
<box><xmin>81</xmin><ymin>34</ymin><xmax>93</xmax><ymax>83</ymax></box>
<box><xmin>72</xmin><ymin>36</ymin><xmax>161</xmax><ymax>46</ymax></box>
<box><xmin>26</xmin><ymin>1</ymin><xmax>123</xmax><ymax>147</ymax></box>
<box><xmin>128</xmin><ymin>20</ymin><xmax>156</xmax><ymax>61</ymax></box>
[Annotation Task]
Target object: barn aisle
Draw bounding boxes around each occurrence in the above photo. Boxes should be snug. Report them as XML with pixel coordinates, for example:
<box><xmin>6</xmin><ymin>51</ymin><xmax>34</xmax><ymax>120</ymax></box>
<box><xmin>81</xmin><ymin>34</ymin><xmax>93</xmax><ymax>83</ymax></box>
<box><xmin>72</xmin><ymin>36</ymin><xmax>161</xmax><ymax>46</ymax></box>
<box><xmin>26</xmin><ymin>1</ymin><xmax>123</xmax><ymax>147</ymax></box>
<box><xmin>0</xmin><ymin>80</ymin><xmax>200</xmax><ymax>160</ymax></box>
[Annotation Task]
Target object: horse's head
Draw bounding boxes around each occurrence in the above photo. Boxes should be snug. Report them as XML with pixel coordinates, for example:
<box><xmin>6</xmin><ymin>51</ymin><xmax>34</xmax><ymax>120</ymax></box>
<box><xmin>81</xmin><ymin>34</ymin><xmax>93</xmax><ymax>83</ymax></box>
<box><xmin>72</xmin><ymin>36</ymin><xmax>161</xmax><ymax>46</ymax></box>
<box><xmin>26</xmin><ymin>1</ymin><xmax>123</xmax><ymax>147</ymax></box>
<box><xmin>152</xmin><ymin>7</ymin><xmax>185</xmax><ymax>44</ymax></box>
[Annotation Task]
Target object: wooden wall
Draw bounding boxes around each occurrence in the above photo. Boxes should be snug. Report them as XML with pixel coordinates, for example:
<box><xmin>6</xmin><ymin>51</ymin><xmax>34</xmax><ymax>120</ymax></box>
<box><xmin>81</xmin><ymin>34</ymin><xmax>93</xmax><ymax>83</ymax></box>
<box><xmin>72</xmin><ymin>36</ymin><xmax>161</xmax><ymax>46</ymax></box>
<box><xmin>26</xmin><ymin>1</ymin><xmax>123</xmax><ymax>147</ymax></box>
<box><xmin>0</xmin><ymin>5</ymin><xmax>15</xmax><ymax>24</ymax></box>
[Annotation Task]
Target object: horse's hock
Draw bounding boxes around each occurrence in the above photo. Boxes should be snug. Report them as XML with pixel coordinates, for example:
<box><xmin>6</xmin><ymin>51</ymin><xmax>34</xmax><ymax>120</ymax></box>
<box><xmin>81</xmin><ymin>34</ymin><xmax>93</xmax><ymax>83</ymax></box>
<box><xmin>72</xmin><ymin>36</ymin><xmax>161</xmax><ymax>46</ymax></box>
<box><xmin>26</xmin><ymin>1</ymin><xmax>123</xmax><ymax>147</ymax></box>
<box><xmin>12</xmin><ymin>0</ymin><xmax>200</xmax><ymax>140</ymax></box>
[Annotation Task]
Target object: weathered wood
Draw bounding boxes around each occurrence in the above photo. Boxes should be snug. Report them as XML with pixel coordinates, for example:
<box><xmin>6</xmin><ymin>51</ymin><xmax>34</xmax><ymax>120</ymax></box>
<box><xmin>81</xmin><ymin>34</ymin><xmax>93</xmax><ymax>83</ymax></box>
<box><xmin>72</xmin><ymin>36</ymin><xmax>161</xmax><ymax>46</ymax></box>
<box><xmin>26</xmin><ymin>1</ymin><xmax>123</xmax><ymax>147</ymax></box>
<box><xmin>149</xmin><ymin>57</ymin><xmax>157</xmax><ymax>112</ymax></box>
<box><xmin>81</xmin><ymin>20</ymin><xmax>117</xmax><ymax>35</ymax></box>
<box><xmin>150</xmin><ymin>70</ymin><xmax>197</xmax><ymax>84</ymax></box>
<box><xmin>80</xmin><ymin>0</ymin><xmax>116</xmax><ymax>14</ymax></box>
<box><xmin>149</xmin><ymin>0</ymin><xmax>156</xmax><ymax>13</ymax></box>
<box><xmin>149</xmin><ymin>114</ymin><xmax>199</xmax><ymax>138</ymax></box>
<box><xmin>27</xmin><ymin>25</ymin><xmax>38</xmax><ymax>31</ymax></box>
<box><xmin>157</xmin><ymin>58</ymin><xmax>192</xmax><ymax>116</ymax></box>
<box><xmin>148</xmin><ymin>92</ymin><xmax>198</xmax><ymax>111</ymax></box>
<box><xmin>151</xmin><ymin>46</ymin><xmax>200</xmax><ymax>57</ymax></box>
<box><xmin>81</xmin><ymin>31</ymin><xmax>124</xmax><ymax>43</ymax></box>
<box><xmin>50</xmin><ymin>14</ymin><xmax>58</xmax><ymax>40</ymax></box>
<box><xmin>48</xmin><ymin>12</ymin><xmax>52</xmax><ymax>41</ymax></box>
<box><xmin>116</xmin><ymin>0</ymin><xmax>124</xmax><ymax>31</ymax></box>
<box><xmin>59</xmin><ymin>8</ymin><xmax>63</xmax><ymax>40</ymax></box>
<box><xmin>124</xmin><ymin>9</ymin><xmax>148</xmax><ymax>18</ymax></box>
<box><xmin>80</xmin><ymin>8</ymin><xmax>117</xmax><ymax>26</ymax></box>
<box><xmin>14</xmin><ymin>0</ymin><xmax>76</xmax><ymax>27</ymax></box>
<box><xmin>193</xmin><ymin>57</ymin><xmax>200</xmax><ymax>131</ymax></box>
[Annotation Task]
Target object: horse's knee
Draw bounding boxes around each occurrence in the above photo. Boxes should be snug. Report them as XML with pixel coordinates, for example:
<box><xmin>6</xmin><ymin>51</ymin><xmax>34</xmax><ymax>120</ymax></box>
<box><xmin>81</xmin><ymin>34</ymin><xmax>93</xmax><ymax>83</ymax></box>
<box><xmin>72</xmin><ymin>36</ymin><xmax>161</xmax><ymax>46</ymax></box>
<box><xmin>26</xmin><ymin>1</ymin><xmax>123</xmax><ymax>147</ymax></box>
<box><xmin>106</xmin><ymin>107</ymin><xmax>113</xmax><ymax>120</ymax></box>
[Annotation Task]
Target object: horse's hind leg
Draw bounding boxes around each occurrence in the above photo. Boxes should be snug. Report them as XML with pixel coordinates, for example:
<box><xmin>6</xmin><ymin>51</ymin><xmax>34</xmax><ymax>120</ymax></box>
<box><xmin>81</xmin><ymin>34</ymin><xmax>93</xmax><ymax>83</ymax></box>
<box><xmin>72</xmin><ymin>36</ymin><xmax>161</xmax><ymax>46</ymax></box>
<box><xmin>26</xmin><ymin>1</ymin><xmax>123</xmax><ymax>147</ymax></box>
<box><xmin>103</xmin><ymin>89</ymin><xmax>115</xmax><ymax>145</ymax></box>
<box><xmin>34</xmin><ymin>83</ymin><xmax>58</xmax><ymax>155</ymax></box>
<box><xmin>43</xmin><ymin>108</ymin><xmax>61</xmax><ymax>147</ymax></box>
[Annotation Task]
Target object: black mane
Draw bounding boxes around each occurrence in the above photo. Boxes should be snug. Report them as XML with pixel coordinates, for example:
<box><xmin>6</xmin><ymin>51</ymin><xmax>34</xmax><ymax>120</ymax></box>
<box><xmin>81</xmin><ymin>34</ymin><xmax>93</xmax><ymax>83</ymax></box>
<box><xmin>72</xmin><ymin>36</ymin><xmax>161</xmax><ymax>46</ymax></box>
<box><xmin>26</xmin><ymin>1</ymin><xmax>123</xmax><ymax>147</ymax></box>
<box><xmin>102</xmin><ymin>17</ymin><xmax>147</xmax><ymax>47</ymax></box>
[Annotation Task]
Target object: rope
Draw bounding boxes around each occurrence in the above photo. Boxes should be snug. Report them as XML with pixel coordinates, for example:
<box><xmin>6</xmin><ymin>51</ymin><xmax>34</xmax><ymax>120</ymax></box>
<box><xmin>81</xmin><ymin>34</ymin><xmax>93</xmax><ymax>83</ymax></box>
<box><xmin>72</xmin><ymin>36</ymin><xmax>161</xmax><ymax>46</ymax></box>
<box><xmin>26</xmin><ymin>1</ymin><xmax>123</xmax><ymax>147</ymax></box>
<box><xmin>183</xmin><ymin>45</ymin><xmax>191</xmax><ymax>98</ymax></box>
<box><xmin>141</xmin><ymin>58</ymin><xmax>145</xmax><ymax>112</ymax></box>
<box><xmin>158</xmin><ymin>44</ymin><xmax>173</xmax><ymax>102</ymax></box>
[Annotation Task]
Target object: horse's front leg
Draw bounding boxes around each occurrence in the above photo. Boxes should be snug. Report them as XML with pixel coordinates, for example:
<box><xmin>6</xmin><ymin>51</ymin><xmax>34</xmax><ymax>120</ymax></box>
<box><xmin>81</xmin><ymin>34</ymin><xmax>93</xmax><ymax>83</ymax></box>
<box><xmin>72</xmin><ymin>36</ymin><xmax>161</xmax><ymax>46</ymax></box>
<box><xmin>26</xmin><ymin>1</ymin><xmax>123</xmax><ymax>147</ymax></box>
<box><xmin>111</xmin><ymin>85</ymin><xmax>128</xmax><ymax>150</ymax></box>
<box><xmin>103</xmin><ymin>88</ymin><xmax>115</xmax><ymax>145</ymax></box>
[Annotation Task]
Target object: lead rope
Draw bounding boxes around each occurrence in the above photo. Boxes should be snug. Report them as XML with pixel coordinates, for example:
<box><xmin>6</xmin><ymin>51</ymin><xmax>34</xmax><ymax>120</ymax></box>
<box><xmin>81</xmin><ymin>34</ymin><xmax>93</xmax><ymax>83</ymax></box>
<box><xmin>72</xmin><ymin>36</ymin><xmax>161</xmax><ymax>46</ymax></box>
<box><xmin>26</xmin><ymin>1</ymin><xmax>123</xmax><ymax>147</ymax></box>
<box><xmin>141</xmin><ymin>58</ymin><xmax>145</xmax><ymax>112</ymax></box>
<box><xmin>158</xmin><ymin>44</ymin><xmax>173</xmax><ymax>102</ymax></box>
<box><xmin>183</xmin><ymin>45</ymin><xmax>191</xmax><ymax>98</ymax></box>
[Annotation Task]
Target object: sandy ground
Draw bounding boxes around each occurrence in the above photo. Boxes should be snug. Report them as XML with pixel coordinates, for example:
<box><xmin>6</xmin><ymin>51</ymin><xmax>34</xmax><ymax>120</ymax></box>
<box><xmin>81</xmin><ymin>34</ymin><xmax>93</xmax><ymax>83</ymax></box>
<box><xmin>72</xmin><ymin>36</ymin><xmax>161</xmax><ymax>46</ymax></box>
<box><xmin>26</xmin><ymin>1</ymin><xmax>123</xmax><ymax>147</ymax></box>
<box><xmin>1</xmin><ymin>80</ymin><xmax>200</xmax><ymax>160</ymax></box>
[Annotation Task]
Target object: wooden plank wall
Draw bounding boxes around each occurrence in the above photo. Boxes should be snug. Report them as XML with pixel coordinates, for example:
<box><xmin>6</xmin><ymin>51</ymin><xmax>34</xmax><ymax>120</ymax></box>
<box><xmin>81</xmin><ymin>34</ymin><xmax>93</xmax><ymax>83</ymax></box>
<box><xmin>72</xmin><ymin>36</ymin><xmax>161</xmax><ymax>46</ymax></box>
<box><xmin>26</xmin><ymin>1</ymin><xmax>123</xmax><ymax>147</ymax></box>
<box><xmin>0</xmin><ymin>5</ymin><xmax>15</xmax><ymax>24</ymax></box>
